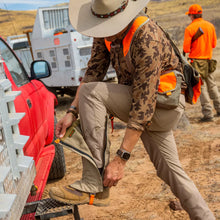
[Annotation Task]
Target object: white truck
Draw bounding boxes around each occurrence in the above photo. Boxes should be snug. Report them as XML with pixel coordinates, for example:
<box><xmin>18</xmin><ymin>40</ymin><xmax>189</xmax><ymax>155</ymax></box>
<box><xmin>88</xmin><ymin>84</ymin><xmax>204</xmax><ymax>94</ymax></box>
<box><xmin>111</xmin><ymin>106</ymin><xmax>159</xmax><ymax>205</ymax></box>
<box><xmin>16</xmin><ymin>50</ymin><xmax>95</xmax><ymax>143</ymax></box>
<box><xmin>6</xmin><ymin>34</ymin><xmax>33</xmax><ymax>77</ymax></box>
<box><xmin>7</xmin><ymin>5</ymin><xmax>116</xmax><ymax>97</ymax></box>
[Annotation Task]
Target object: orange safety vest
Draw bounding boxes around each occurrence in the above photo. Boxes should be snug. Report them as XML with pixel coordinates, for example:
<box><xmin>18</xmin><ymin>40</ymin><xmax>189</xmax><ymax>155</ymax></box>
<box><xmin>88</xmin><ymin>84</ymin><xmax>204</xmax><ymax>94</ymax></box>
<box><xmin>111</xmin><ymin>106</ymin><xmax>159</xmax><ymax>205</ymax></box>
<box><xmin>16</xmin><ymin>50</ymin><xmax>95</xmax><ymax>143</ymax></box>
<box><xmin>183</xmin><ymin>18</ymin><xmax>217</xmax><ymax>59</ymax></box>
<box><xmin>105</xmin><ymin>16</ymin><xmax>149</xmax><ymax>57</ymax></box>
<box><xmin>104</xmin><ymin>16</ymin><xmax>181</xmax><ymax>101</ymax></box>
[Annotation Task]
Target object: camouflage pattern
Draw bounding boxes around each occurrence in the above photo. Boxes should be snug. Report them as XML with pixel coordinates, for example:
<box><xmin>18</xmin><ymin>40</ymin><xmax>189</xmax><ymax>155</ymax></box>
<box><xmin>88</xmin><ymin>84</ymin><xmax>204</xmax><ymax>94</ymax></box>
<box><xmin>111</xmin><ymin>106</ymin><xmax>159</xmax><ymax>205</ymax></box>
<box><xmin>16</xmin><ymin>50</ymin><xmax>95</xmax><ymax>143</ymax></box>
<box><xmin>83</xmin><ymin>18</ymin><xmax>183</xmax><ymax>131</ymax></box>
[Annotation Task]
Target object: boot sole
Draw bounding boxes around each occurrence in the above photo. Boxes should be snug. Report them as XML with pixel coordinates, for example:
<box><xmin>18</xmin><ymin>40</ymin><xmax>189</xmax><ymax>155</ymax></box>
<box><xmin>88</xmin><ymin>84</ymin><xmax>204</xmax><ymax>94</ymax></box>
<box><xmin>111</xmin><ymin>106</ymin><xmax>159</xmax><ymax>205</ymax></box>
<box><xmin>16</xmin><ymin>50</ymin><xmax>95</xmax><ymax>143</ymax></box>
<box><xmin>93</xmin><ymin>200</ymin><xmax>110</xmax><ymax>207</ymax></box>
<box><xmin>49</xmin><ymin>191</ymin><xmax>88</xmax><ymax>205</ymax></box>
<box><xmin>49</xmin><ymin>191</ymin><xmax>110</xmax><ymax>207</ymax></box>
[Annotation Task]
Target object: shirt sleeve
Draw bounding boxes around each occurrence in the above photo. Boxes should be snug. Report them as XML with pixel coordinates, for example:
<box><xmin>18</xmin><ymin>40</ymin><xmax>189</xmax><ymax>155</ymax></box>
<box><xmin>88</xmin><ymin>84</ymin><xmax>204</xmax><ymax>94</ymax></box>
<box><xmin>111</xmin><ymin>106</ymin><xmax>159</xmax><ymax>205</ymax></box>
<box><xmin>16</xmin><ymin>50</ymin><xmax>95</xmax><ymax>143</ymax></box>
<box><xmin>212</xmin><ymin>24</ymin><xmax>217</xmax><ymax>49</ymax></box>
<box><xmin>82</xmin><ymin>38</ymin><xmax>110</xmax><ymax>83</ymax></box>
<box><xmin>183</xmin><ymin>27</ymin><xmax>192</xmax><ymax>53</ymax></box>
<box><xmin>127</xmin><ymin>30</ymin><xmax>163</xmax><ymax>131</ymax></box>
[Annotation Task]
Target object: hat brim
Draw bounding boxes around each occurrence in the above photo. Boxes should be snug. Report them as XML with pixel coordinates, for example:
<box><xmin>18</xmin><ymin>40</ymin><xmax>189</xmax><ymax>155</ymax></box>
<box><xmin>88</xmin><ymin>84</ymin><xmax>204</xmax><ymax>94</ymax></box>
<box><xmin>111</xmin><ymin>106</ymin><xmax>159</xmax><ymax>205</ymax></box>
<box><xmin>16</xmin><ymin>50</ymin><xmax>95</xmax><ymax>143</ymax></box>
<box><xmin>69</xmin><ymin>0</ymin><xmax>150</xmax><ymax>38</ymax></box>
<box><xmin>185</xmin><ymin>11</ymin><xmax>203</xmax><ymax>15</ymax></box>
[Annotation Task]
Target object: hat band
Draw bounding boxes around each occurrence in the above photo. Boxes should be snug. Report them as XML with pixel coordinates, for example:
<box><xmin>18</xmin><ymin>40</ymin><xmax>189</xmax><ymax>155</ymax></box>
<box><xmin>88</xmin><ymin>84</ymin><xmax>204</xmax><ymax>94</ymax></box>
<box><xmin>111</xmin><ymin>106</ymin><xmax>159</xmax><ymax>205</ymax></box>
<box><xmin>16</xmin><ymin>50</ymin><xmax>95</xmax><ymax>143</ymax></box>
<box><xmin>91</xmin><ymin>0</ymin><xmax>128</xmax><ymax>18</ymax></box>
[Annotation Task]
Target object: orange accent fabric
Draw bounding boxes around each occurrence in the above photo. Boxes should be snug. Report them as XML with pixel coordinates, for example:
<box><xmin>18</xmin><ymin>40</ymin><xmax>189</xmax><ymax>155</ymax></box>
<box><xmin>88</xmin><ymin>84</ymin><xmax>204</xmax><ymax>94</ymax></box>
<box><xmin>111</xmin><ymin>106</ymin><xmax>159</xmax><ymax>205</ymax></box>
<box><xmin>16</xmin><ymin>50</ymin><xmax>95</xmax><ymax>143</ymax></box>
<box><xmin>54</xmin><ymin>32</ymin><xmax>63</xmax><ymax>36</ymax></box>
<box><xmin>105</xmin><ymin>39</ymin><xmax>111</xmax><ymax>52</ymax></box>
<box><xmin>104</xmin><ymin>16</ymin><xmax>149</xmax><ymax>56</ymax></box>
<box><xmin>109</xmin><ymin>114</ymin><xmax>114</xmax><ymax>133</ymax></box>
<box><xmin>183</xmin><ymin>18</ymin><xmax>217</xmax><ymax>59</ymax></box>
<box><xmin>89</xmin><ymin>194</ymin><xmax>95</xmax><ymax>205</ymax></box>
<box><xmin>158</xmin><ymin>72</ymin><xmax>177</xmax><ymax>94</ymax></box>
<box><xmin>54</xmin><ymin>138</ymin><xmax>60</xmax><ymax>144</ymax></box>
<box><xmin>122</xmin><ymin>16</ymin><xmax>149</xmax><ymax>56</ymax></box>
<box><xmin>192</xmin><ymin>78</ymin><xmax>202</xmax><ymax>104</ymax></box>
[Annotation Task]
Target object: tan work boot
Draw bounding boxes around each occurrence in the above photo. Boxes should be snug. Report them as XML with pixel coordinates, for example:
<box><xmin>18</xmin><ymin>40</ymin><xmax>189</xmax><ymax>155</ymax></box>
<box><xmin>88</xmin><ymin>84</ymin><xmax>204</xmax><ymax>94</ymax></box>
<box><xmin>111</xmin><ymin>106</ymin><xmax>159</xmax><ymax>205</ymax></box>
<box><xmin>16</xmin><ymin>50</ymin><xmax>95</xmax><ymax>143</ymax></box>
<box><xmin>49</xmin><ymin>185</ymin><xmax>110</xmax><ymax>207</ymax></box>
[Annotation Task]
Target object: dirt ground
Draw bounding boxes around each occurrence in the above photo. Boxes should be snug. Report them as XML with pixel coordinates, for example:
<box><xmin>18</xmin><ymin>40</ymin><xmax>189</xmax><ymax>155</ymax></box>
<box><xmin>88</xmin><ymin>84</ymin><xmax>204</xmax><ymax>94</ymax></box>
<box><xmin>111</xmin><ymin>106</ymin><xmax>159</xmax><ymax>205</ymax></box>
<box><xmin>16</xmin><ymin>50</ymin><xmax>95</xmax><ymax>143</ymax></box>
<box><xmin>42</xmin><ymin>88</ymin><xmax>220</xmax><ymax>220</ymax></box>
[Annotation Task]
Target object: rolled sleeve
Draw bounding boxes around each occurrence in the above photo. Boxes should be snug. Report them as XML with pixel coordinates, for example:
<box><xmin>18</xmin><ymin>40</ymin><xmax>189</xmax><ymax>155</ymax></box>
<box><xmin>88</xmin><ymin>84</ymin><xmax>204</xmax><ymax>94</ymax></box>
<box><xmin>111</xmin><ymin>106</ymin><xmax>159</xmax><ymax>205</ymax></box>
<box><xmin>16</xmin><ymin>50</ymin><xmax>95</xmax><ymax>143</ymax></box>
<box><xmin>212</xmin><ymin>25</ymin><xmax>217</xmax><ymax>49</ymax></box>
<box><xmin>83</xmin><ymin>38</ymin><xmax>110</xmax><ymax>83</ymax></box>
<box><xmin>183</xmin><ymin>28</ymin><xmax>192</xmax><ymax>53</ymax></box>
<box><xmin>127</xmin><ymin>35</ymin><xmax>162</xmax><ymax>131</ymax></box>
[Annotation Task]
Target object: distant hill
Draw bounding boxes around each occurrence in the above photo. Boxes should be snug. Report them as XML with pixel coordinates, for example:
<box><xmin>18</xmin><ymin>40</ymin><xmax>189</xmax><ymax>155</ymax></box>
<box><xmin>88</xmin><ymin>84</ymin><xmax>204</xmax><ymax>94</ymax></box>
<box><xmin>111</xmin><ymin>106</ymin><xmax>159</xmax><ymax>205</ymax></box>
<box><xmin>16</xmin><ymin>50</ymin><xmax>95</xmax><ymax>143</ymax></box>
<box><xmin>0</xmin><ymin>9</ymin><xmax>36</xmax><ymax>40</ymax></box>
<box><xmin>0</xmin><ymin>0</ymin><xmax>220</xmax><ymax>46</ymax></box>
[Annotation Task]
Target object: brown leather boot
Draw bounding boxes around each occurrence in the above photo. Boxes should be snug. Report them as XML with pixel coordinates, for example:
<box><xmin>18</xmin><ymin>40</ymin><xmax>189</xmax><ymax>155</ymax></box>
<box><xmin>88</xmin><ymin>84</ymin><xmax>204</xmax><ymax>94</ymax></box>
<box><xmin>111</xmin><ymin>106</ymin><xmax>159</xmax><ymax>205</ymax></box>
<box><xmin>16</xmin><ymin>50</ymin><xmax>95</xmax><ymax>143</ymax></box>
<box><xmin>94</xmin><ymin>187</ymin><xmax>110</xmax><ymax>206</ymax></box>
<box><xmin>49</xmin><ymin>185</ymin><xmax>110</xmax><ymax>206</ymax></box>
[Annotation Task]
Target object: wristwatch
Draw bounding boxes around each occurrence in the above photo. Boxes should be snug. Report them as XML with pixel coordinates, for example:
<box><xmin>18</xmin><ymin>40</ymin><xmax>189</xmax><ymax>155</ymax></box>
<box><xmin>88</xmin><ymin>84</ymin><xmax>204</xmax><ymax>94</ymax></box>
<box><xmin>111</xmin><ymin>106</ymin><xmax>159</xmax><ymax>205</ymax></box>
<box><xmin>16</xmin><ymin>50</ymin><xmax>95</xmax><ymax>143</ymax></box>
<box><xmin>116</xmin><ymin>149</ymin><xmax>130</xmax><ymax>161</ymax></box>
<box><xmin>66</xmin><ymin>105</ymin><xmax>78</xmax><ymax>118</ymax></box>
<box><xmin>69</xmin><ymin>105</ymin><xmax>77</xmax><ymax>111</ymax></box>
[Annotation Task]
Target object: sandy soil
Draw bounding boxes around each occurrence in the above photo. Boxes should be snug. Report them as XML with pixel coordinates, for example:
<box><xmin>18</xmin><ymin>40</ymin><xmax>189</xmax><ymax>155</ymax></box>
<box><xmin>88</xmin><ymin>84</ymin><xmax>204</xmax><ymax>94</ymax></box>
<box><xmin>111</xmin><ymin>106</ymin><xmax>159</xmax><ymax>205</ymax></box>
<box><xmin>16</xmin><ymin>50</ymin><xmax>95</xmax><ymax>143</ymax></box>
<box><xmin>42</xmin><ymin>88</ymin><xmax>220</xmax><ymax>220</ymax></box>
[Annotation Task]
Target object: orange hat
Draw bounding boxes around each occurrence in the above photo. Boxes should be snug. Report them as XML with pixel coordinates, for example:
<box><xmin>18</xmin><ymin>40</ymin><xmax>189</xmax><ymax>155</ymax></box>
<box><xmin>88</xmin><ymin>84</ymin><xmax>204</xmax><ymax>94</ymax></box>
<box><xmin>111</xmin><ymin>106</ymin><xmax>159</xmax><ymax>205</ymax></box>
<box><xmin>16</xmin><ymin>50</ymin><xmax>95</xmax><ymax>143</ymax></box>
<box><xmin>185</xmin><ymin>4</ymin><xmax>203</xmax><ymax>15</ymax></box>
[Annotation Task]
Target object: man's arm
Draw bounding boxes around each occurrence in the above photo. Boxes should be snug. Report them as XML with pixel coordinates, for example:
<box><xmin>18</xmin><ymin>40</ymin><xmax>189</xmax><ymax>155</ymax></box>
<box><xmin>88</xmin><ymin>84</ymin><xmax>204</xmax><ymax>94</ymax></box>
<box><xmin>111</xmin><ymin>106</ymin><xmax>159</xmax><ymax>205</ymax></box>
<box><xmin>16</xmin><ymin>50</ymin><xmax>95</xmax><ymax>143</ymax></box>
<box><xmin>212</xmin><ymin>24</ymin><xmax>217</xmax><ymax>49</ymax></box>
<box><xmin>55</xmin><ymin>82</ymin><xmax>85</xmax><ymax>138</ymax></box>
<box><xmin>183</xmin><ymin>28</ymin><xmax>191</xmax><ymax>56</ymax></box>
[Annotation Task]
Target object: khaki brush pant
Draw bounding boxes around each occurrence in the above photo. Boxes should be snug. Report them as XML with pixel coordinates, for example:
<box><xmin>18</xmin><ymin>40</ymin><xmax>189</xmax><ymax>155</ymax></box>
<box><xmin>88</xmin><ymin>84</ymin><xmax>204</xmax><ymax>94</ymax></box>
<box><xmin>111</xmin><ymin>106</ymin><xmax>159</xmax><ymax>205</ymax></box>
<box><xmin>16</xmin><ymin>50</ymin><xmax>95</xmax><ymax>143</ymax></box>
<box><xmin>78</xmin><ymin>82</ymin><xmax>215</xmax><ymax>220</ymax></box>
<box><xmin>192</xmin><ymin>59</ymin><xmax>220</xmax><ymax>118</ymax></box>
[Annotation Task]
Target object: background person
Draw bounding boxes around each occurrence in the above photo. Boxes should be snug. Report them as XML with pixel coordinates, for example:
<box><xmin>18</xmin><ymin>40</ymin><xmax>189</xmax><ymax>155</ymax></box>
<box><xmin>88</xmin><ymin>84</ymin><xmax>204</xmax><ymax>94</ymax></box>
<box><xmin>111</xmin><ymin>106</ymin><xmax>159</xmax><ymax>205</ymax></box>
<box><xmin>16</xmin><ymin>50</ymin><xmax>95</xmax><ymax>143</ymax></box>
<box><xmin>183</xmin><ymin>4</ymin><xmax>220</xmax><ymax>122</ymax></box>
<box><xmin>49</xmin><ymin>1</ymin><xmax>215</xmax><ymax>219</ymax></box>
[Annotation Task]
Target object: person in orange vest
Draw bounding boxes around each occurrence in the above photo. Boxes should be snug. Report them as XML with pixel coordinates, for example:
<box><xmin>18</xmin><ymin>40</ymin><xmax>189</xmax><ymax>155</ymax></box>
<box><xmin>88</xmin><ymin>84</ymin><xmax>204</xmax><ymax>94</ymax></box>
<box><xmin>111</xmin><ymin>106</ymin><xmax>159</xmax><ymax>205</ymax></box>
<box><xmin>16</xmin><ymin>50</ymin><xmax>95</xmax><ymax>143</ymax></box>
<box><xmin>183</xmin><ymin>4</ymin><xmax>220</xmax><ymax>122</ymax></box>
<box><xmin>49</xmin><ymin>0</ymin><xmax>215</xmax><ymax>219</ymax></box>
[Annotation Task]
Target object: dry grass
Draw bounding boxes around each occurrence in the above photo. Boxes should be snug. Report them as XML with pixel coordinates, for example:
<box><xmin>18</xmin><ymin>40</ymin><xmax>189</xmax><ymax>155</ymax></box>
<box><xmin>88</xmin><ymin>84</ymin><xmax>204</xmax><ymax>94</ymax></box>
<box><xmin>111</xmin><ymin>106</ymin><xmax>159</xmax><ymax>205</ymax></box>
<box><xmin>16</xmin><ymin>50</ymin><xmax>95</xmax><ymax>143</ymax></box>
<box><xmin>0</xmin><ymin>9</ymin><xmax>36</xmax><ymax>40</ymax></box>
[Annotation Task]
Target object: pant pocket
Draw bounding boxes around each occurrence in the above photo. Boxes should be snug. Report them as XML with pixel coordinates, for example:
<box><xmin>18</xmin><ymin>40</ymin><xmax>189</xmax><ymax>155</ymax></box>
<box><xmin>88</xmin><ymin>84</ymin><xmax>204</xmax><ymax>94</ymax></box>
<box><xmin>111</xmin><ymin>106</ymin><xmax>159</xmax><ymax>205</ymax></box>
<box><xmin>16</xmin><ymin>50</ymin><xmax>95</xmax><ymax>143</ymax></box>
<box><xmin>149</xmin><ymin>94</ymin><xmax>185</xmax><ymax>132</ymax></box>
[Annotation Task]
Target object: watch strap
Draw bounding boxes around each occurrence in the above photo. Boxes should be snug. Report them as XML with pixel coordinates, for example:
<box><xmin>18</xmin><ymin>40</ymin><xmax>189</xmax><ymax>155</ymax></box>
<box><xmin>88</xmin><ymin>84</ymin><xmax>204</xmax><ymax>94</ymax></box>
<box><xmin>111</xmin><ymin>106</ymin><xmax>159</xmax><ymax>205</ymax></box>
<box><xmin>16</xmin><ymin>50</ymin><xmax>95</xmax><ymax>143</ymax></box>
<box><xmin>116</xmin><ymin>149</ymin><xmax>130</xmax><ymax>161</ymax></box>
<box><xmin>69</xmin><ymin>105</ymin><xmax>77</xmax><ymax>111</ymax></box>
<box><xmin>66</xmin><ymin>109</ymin><xmax>78</xmax><ymax>118</ymax></box>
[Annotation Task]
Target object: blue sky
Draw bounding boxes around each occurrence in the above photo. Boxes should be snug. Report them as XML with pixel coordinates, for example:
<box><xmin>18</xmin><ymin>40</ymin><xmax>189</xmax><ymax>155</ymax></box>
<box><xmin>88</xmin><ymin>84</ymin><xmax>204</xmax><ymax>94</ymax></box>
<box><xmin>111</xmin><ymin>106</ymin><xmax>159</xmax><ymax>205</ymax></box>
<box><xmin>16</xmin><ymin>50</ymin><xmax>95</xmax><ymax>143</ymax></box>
<box><xmin>0</xmin><ymin>0</ymin><xmax>69</xmax><ymax>11</ymax></box>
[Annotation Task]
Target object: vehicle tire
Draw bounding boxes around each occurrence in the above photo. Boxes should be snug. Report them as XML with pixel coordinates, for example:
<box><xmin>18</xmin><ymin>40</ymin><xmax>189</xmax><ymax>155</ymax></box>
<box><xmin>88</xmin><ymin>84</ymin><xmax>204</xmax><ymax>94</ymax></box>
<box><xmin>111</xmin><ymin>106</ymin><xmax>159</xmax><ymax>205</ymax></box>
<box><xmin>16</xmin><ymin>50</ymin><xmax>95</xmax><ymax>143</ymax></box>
<box><xmin>48</xmin><ymin>117</ymin><xmax>66</xmax><ymax>180</ymax></box>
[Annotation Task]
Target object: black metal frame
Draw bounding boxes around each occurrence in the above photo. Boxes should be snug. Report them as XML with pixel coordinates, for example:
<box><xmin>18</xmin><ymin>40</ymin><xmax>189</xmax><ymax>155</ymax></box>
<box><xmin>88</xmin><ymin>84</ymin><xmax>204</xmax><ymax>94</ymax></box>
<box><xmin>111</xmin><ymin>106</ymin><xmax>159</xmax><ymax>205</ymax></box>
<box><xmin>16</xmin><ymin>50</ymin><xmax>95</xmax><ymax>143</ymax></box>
<box><xmin>22</xmin><ymin>198</ymin><xmax>83</xmax><ymax>220</ymax></box>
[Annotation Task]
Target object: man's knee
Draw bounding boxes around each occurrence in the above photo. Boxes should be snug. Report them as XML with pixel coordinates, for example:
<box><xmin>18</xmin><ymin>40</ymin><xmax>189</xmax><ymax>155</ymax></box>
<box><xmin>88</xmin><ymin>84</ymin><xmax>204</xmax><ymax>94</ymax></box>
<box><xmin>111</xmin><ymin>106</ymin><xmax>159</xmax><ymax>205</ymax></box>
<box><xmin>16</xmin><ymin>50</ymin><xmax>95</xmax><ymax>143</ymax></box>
<box><xmin>79</xmin><ymin>82</ymin><xmax>106</xmax><ymax>101</ymax></box>
<box><xmin>79</xmin><ymin>83</ymin><xmax>95</xmax><ymax>101</ymax></box>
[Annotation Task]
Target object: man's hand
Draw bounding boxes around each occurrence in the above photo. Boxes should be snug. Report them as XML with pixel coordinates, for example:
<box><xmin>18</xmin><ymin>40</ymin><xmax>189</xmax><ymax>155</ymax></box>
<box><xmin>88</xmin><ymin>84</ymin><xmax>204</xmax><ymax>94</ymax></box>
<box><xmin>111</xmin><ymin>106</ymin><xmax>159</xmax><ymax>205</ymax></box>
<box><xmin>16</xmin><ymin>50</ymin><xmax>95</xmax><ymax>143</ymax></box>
<box><xmin>103</xmin><ymin>156</ymin><xmax>126</xmax><ymax>187</ymax></box>
<box><xmin>55</xmin><ymin>113</ymin><xmax>76</xmax><ymax>138</ymax></box>
<box><xmin>103</xmin><ymin>128</ymin><xmax>142</xmax><ymax>187</ymax></box>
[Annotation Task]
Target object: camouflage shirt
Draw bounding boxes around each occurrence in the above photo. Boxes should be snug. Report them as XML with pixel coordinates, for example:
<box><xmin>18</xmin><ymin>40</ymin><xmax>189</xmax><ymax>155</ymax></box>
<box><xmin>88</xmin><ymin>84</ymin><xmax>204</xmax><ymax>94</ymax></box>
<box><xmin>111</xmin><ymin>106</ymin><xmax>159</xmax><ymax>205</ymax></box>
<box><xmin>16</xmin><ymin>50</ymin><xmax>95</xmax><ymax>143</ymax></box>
<box><xmin>83</xmin><ymin>18</ymin><xmax>182</xmax><ymax>131</ymax></box>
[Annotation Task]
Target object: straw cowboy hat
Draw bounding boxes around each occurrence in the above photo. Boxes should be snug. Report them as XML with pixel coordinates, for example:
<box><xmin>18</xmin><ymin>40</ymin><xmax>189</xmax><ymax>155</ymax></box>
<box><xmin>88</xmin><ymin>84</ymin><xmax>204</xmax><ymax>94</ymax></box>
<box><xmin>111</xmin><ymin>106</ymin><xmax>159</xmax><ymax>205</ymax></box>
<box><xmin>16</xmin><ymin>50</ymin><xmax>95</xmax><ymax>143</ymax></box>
<box><xmin>69</xmin><ymin>0</ymin><xmax>150</xmax><ymax>38</ymax></box>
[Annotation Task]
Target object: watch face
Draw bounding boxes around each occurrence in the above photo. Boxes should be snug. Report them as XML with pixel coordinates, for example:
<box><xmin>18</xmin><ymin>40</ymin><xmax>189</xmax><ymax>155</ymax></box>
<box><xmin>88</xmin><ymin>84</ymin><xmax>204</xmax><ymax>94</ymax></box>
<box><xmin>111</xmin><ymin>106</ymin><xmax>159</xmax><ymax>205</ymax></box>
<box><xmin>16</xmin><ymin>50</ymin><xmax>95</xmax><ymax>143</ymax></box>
<box><xmin>117</xmin><ymin>149</ymin><xmax>130</xmax><ymax>160</ymax></box>
<box><xmin>123</xmin><ymin>152</ymin><xmax>130</xmax><ymax>160</ymax></box>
